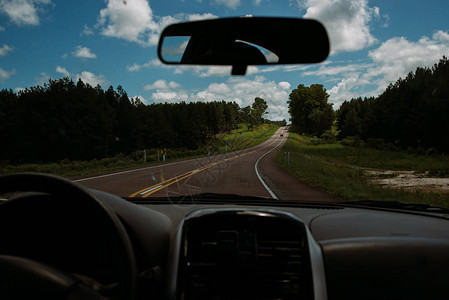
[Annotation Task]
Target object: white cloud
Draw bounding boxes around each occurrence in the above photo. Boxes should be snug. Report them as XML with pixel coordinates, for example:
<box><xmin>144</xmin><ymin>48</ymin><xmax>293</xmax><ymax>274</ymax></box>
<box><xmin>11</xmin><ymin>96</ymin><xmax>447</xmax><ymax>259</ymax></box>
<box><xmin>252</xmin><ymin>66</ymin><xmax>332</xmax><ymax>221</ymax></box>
<box><xmin>55</xmin><ymin>66</ymin><xmax>70</xmax><ymax>77</ymax></box>
<box><xmin>0</xmin><ymin>44</ymin><xmax>13</xmax><ymax>56</ymax></box>
<box><xmin>15</xmin><ymin>87</ymin><xmax>25</xmax><ymax>93</ymax></box>
<box><xmin>0</xmin><ymin>0</ymin><xmax>51</xmax><ymax>26</ymax></box>
<box><xmin>278</xmin><ymin>81</ymin><xmax>291</xmax><ymax>90</ymax></box>
<box><xmin>303</xmin><ymin>30</ymin><xmax>449</xmax><ymax>107</ymax></box>
<box><xmin>96</xmin><ymin>0</ymin><xmax>216</xmax><ymax>46</ymax></box>
<box><xmin>81</xmin><ymin>24</ymin><xmax>94</xmax><ymax>36</ymax></box>
<box><xmin>327</xmin><ymin>74</ymin><xmax>361</xmax><ymax>106</ymax></box>
<box><xmin>97</xmin><ymin>0</ymin><xmax>156</xmax><ymax>44</ymax></box>
<box><xmin>152</xmin><ymin>91</ymin><xmax>189</xmax><ymax>103</ymax></box>
<box><xmin>132</xmin><ymin>95</ymin><xmax>149</xmax><ymax>104</ymax></box>
<box><xmin>127</xmin><ymin>59</ymin><xmax>162</xmax><ymax>71</ymax></box>
<box><xmin>0</xmin><ymin>66</ymin><xmax>15</xmax><ymax>81</ymax></box>
<box><xmin>214</xmin><ymin>0</ymin><xmax>241</xmax><ymax>10</ymax></box>
<box><xmin>187</xmin><ymin>13</ymin><xmax>217</xmax><ymax>21</ymax></box>
<box><xmin>303</xmin><ymin>62</ymin><xmax>372</xmax><ymax>77</ymax></box>
<box><xmin>144</xmin><ymin>79</ymin><xmax>185</xmax><ymax>103</ymax></box>
<box><xmin>75</xmin><ymin>71</ymin><xmax>108</xmax><ymax>87</ymax></box>
<box><xmin>362</xmin><ymin>31</ymin><xmax>449</xmax><ymax>95</ymax></box>
<box><xmin>191</xmin><ymin>76</ymin><xmax>291</xmax><ymax>120</ymax></box>
<box><xmin>144</xmin><ymin>79</ymin><xmax>180</xmax><ymax>90</ymax></box>
<box><xmin>299</xmin><ymin>0</ymin><xmax>378</xmax><ymax>53</ymax></box>
<box><xmin>143</xmin><ymin>76</ymin><xmax>290</xmax><ymax>120</ymax></box>
<box><xmin>73</xmin><ymin>46</ymin><xmax>97</xmax><ymax>59</ymax></box>
<box><xmin>171</xmin><ymin>65</ymin><xmax>259</xmax><ymax>77</ymax></box>
<box><xmin>0</xmin><ymin>26</ymin><xmax>5</xmax><ymax>31</ymax></box>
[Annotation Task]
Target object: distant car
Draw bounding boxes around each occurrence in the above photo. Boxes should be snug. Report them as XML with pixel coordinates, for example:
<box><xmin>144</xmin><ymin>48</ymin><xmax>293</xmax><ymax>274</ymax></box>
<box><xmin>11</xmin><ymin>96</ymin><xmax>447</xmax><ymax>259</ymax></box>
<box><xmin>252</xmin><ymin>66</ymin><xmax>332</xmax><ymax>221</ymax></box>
<box><xmin>280</xmin><ymin>134</ymin><xmax>284</xmax><ymax>137</ymax></box>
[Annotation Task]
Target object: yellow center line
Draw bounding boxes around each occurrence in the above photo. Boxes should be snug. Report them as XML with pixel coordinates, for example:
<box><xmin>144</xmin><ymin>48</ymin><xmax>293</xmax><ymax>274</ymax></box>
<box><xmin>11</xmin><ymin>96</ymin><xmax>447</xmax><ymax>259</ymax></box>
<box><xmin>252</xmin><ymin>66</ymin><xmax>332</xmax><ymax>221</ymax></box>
<box><xmin>128</xmin><ymin>132</ymin><xmax>281</xmax><ymax>198</ymax></box>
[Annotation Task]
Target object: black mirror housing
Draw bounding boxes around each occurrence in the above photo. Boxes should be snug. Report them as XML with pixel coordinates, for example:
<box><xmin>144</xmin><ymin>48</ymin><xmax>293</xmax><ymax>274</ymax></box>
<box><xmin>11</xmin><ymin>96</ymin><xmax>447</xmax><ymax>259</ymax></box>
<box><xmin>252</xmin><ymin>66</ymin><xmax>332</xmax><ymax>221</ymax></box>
<box><xmin>158</xmin><ymin>17</ymin><xmax>330</xmax><ymax>75</ymax></box>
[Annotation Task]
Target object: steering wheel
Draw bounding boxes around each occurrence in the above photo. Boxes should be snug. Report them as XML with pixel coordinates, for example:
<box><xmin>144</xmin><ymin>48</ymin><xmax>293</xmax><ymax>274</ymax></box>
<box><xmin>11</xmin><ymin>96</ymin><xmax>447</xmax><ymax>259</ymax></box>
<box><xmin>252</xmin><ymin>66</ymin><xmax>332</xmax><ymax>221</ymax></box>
<box><xmin>0</xmin><ymin>173</ymin><xmax>137</xmax><ymax>299</ymax></box>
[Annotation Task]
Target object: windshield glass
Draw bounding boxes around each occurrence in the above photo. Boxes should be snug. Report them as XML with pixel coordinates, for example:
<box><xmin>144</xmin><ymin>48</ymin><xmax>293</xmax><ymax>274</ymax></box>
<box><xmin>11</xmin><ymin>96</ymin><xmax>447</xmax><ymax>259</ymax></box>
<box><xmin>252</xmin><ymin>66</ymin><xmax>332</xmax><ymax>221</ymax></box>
<box><xmin>0</xmin><ymin>0</ymin><xmax>448</xmax><ymax>208</ymax></box>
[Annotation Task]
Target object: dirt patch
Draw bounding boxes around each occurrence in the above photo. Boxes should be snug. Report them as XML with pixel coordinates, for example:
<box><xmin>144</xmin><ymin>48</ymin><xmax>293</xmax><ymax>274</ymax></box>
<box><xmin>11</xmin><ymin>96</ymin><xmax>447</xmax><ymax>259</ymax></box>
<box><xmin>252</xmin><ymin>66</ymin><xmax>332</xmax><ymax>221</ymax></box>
<box><xmin>367</xmin><ymin>170</ymin><xmax>449</xmax><ymax>193</ymax></box>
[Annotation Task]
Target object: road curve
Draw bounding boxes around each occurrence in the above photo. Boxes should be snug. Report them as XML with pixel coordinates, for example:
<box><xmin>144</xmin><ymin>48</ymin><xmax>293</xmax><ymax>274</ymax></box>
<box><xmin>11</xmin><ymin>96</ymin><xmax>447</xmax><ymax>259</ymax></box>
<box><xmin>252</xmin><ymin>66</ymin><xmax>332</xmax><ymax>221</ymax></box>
<box><xmin>75</xmin><ymin>127</ymin><xmax>338</xmax><ymax>202</ymax></box>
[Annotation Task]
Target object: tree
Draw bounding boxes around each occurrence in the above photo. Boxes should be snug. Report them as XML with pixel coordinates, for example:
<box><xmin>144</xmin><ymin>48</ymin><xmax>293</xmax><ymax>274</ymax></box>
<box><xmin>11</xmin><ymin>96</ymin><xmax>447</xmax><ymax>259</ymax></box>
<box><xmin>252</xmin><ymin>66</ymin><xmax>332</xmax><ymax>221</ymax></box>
<box><xmin>251</xmin><ymin>97</ymin><xmax>268</xmax><ymax>125</ymax></box>
<box><xmin>288</xmin><ymin>84</ymin><xmax>334</xmax><ymax>136</ymax></box>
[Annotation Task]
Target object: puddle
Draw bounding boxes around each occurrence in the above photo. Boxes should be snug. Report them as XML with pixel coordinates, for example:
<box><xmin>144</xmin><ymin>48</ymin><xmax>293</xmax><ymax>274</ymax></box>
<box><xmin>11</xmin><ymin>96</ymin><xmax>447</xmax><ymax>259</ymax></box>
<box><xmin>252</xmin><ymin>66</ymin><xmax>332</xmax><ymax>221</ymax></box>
<box><xmin>367</xmin><ymin>170</ymin><xmax>449</xmax><ymax>193</ymax></box>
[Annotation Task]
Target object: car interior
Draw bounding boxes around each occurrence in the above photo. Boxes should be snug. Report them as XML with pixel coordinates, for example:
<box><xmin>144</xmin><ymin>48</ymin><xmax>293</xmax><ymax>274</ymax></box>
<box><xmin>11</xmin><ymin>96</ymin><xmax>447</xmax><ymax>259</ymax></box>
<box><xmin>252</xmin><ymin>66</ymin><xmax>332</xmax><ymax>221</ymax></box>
<box><xmin>1</xmin><ymin>16</ymin><xmax>449</xmax><ymax>300</ymax></box>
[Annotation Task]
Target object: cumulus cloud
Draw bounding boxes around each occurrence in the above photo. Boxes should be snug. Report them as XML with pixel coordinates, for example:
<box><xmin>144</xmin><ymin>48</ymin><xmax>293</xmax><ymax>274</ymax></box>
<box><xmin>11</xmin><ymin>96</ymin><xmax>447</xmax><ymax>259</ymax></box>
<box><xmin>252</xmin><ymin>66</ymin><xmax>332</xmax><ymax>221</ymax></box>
<box><xmin>365</xmin><ymin>31</ymin><xmax>449</xmax><ymax>92</ymax></box>
<box><xmin>0</xmin><ymin>66</ymin><xmax>15</xmax><ymax>81</ymax></box>
<box><xmin>152</xmin><ymin>91</ymin><xmax>189</xmax><ymax>103</ymax></box>
<box><xmin>0</xmin><ymin>0</ymin><xmax>51</xmax><ymax>26</ymax></box>
<box><xmin>127</xmin><ymin>59</ymin><xmax>162</xmax><ymax>71</ymax></box>
<box><xmin>75</xmin><ymin>71</ymin><xmax>108</xmax><ymax>87</ymax></box>
<box><xmin>214</xmin><ymin>0</ymin><xmax>241</xmax><ymax>10</ymax></box>
<box><xmin>278</xmin><ymin>81</ymin><xmax>291</xmax><ymax>90</ymax></box>
<box><xmin>73</xmin><ymin>46</ymin><xmax>97</xmax><ymax>59</ymax></box>
<box><xmin>144</xmin><ymin>79</ymin><xmax>181</xmax><ymax>90</ymax></box>
<box><xmin>303</xmin><ymin>30</ymin><xmax>449</xmax><ymax>107</ymax></box>
<box><xmin>55</xmin><ymin>66</ymin><xmax>70</xmax><ymax>77</ymax></box>
<box><xmin>0</xmin><ymin>44</ymin><xmax>13</xmax><ymax>56</ymax></box>
<box><xmin>97</xmin><ymin>0</ymin><xmax>217</xmax><ymax>46</ymax></box>
<box><xmin>298</xmin><ymin>0</ymin><xmax>379</xmax><ymax>53</ymax></box>
<box><xmin>194</xmin><ymin>76</ymin><xmax>291</xmax><ymax>120</ymax></box>
<box><xmin>145</xmin><ymin>76</ymin><xmax>291</xmax><ymax>120</ymax></box>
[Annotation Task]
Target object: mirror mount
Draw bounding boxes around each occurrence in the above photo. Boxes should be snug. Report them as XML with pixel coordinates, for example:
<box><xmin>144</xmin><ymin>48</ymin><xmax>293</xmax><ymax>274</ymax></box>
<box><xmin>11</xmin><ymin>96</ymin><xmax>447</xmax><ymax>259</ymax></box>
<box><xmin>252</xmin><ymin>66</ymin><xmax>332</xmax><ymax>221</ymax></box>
<box><xmin>231</xmin><ymin>64</ymin><xmax>248</xmax><ymax>76</ymax></box>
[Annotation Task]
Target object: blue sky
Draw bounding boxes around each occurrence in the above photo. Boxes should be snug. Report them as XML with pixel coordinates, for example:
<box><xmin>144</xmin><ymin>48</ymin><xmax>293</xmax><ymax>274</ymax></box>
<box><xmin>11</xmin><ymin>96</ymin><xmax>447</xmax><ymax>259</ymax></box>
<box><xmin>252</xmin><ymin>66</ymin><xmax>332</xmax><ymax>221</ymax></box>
<box><xmin>1</xmin><ymin>0</ymin><xmax>448</xmax><ymax>121</ymax></box>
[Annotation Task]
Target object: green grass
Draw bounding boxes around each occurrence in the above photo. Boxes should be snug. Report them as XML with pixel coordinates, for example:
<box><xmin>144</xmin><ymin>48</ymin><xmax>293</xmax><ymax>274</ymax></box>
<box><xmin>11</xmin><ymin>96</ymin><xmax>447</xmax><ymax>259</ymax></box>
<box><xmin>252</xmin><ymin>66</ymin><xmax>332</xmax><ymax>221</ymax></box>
<box><xmin>275</xmin><ymin>133</ymin><xmax>449</xmax><ymax>208</ymax></box>
<box><xmin>218</xmin><ymin>123</ymin><xmax>278</xmax><ymax>152</ymax></box>
<box><xmin>293</xmin><ymin>135</ymin><xmax>449</xmax><ymax>176</ymax></box>
<box><xmin>0</xmin><ymin>123</ymin><xmax>279</xmax><ymax>178</ymax></box>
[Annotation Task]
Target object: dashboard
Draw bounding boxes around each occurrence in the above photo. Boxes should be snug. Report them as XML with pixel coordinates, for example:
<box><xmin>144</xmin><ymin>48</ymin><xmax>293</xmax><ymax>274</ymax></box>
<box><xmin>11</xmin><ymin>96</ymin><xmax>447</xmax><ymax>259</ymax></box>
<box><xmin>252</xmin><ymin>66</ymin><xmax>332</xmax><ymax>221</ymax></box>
<box><xmin>1</xmin><ymin>181</ymin><xmax>449</xmax><ymax>299</ymax></box>
<box><xmin>174</xmin><ymin>209</ymin><xmax>321</xmax><ymax>300</ymax></box>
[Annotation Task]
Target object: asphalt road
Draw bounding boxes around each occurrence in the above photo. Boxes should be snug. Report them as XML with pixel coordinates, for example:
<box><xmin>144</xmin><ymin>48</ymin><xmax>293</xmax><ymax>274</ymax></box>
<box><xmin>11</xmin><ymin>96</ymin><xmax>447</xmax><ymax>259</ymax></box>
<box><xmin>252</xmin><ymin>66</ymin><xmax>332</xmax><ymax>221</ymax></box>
<box><xmin>75</xmin><ymin>127</ymin><xmax>338</xmax><ymax>202</ymax></box>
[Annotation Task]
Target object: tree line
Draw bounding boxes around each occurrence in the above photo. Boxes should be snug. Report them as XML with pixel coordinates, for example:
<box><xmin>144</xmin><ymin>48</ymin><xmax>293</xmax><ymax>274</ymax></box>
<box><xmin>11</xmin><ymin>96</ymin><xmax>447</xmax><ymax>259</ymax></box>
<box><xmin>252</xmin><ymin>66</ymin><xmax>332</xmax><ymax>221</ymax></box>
<box><xmin>288</xmin><ymin>56</ymin><xmax>449</xmax><ymax>153</ymax></box>
<box><xmin>0</xmin><ymin>77</ymin><xmax>271</xmax><ymax>164</ymax></box>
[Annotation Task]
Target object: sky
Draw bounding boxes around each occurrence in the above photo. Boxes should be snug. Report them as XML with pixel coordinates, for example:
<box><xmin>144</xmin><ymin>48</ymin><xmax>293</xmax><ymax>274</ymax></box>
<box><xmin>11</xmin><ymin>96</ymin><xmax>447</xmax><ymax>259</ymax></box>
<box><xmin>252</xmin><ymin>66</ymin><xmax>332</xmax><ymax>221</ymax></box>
<box><xmin>0</xmin><ymin>0</ymin><xmax>448</xmax><ymax>121</ymax></box>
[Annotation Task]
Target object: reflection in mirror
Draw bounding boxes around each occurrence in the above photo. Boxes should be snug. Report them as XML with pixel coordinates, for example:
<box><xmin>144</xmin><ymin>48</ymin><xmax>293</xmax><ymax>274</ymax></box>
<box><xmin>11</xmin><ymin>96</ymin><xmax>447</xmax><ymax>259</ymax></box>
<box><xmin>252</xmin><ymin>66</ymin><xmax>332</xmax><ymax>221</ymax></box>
<box><xmin>236</xmin><ymin>40</ymin><xmax>279</xmax><ymax>63</ymax></box>
<box><xmin>161</xmin><ymin>37</ymin><xmax>280</xmax><ymax>64</ymax></box>
<box><xmin>161</xmin><ymin>36</ymin><xmax>191</xmax><ymax>63</ymax></box>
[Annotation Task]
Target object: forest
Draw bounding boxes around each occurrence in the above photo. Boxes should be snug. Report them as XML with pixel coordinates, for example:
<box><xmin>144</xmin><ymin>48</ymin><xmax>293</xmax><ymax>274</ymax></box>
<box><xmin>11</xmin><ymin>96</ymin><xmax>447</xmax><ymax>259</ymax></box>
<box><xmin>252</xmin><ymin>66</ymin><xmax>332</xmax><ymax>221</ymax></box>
<box><xmin>289</xmin><ymin>56</ymin><xmax>449</xmax><ymax>153</ymax></box>
<box><xmin>0</xmin><ymin>78</ymin><xmax>277</xmax><ymax>164</ymax></box>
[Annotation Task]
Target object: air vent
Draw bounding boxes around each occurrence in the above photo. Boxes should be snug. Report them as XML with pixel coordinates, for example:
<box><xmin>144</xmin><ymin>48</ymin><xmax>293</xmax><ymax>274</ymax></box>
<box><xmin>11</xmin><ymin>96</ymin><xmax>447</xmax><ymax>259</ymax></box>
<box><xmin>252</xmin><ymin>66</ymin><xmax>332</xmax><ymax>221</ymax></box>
<box><xmin>178</xmin><ymin>212</ymin><xmax>314</xmax><ymax>299</ymax></box>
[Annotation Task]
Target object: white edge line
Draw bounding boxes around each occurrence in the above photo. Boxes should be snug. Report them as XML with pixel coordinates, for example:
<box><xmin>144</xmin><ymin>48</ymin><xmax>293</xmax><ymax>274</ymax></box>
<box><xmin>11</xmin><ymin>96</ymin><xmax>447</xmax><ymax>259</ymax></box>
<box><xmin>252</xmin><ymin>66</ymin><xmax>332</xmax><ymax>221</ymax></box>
<box><xmin>140</xmin><ymin>184</ymin><xmax>163</xmax><ymax>195</ymax></box>
<box><xmin>254</xmin><ymin>129</ymin><xmax>286</xmax><ymax>200</ymax></box>
<box><xmin>73</xmin><ymin>158</ymin><xmax>199</xmax><ymax>182</ymax></box>
<box><xmin>74</xmin><ymin>127</ymin><xmax>284</xmax><ymax>183</ymax></box>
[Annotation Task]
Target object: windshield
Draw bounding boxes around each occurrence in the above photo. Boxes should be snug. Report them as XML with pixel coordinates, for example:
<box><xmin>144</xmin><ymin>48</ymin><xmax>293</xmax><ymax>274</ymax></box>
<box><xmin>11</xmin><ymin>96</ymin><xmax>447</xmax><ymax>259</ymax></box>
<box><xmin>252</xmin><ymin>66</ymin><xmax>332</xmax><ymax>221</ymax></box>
<box><xmin>0</xmin><ymin>0</ymin><xmax>448</xmax><ymax>208</ymax></box>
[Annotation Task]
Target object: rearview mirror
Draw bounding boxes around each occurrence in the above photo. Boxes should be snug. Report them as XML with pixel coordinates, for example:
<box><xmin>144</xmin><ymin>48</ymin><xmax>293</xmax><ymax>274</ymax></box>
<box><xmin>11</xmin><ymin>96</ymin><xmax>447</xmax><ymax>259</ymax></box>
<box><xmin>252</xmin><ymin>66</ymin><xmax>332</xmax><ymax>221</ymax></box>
<box><xmin>158</xmin><ymin>17</ymin><xmax>330</xmax><ymax>75</ymax></box>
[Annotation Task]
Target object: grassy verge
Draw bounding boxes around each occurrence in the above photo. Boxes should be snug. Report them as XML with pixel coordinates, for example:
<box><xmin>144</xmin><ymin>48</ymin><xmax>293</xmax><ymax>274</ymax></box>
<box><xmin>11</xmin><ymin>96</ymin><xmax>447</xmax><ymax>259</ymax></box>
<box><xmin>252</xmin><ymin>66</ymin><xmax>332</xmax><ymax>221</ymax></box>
<box><xmin>275</xmin><ymin>133</ymin><xmax>449</xmax><ymax>208</ymax></box>
<box><xmin>1</xmin><ymin>123</ymin><xmax>278</xmax><ymax>178</ymax></box>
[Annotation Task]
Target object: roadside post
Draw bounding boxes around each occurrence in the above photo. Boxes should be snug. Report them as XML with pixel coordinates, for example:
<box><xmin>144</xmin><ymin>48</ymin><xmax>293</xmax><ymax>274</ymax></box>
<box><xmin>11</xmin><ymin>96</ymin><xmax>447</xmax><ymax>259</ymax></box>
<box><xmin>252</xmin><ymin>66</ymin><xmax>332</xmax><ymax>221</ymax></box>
<box><xmin>144</xmin><ymin>149</ymin><xmax>147</xmax><ymax>163</ymax></box>
<box><xmin>161</xmin><ymin>148</ymin><xmax>167</xmax><ymax>162</ymax></box>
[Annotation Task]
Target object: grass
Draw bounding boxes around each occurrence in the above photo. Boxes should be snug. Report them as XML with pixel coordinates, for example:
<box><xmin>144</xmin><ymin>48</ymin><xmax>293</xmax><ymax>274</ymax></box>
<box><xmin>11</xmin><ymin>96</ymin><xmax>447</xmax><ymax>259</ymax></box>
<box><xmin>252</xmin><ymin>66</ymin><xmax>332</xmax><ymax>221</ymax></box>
<box><xmin>0</xmin><ymin>123</ymin><xmax>279</xmax><ymax>178</ymax></box>
<box><xmin>275</xmin><ymin>133</ymin><xmax>449</xmax><ymax>208</ymax></box>
<box><xmin>293</xmin><ymin>135</ymin><xmax>449</xmax><ymax>176</ymax></box>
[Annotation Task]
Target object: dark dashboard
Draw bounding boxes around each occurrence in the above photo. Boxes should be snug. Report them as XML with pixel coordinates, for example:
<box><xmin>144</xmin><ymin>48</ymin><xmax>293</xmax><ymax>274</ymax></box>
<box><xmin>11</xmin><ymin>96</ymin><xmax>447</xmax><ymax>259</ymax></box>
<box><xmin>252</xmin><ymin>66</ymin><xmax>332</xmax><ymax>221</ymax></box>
<box><xmin>1</xmin><ymin>178</ymin><xmax>449</xmax><ymax>300</ymax></box>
